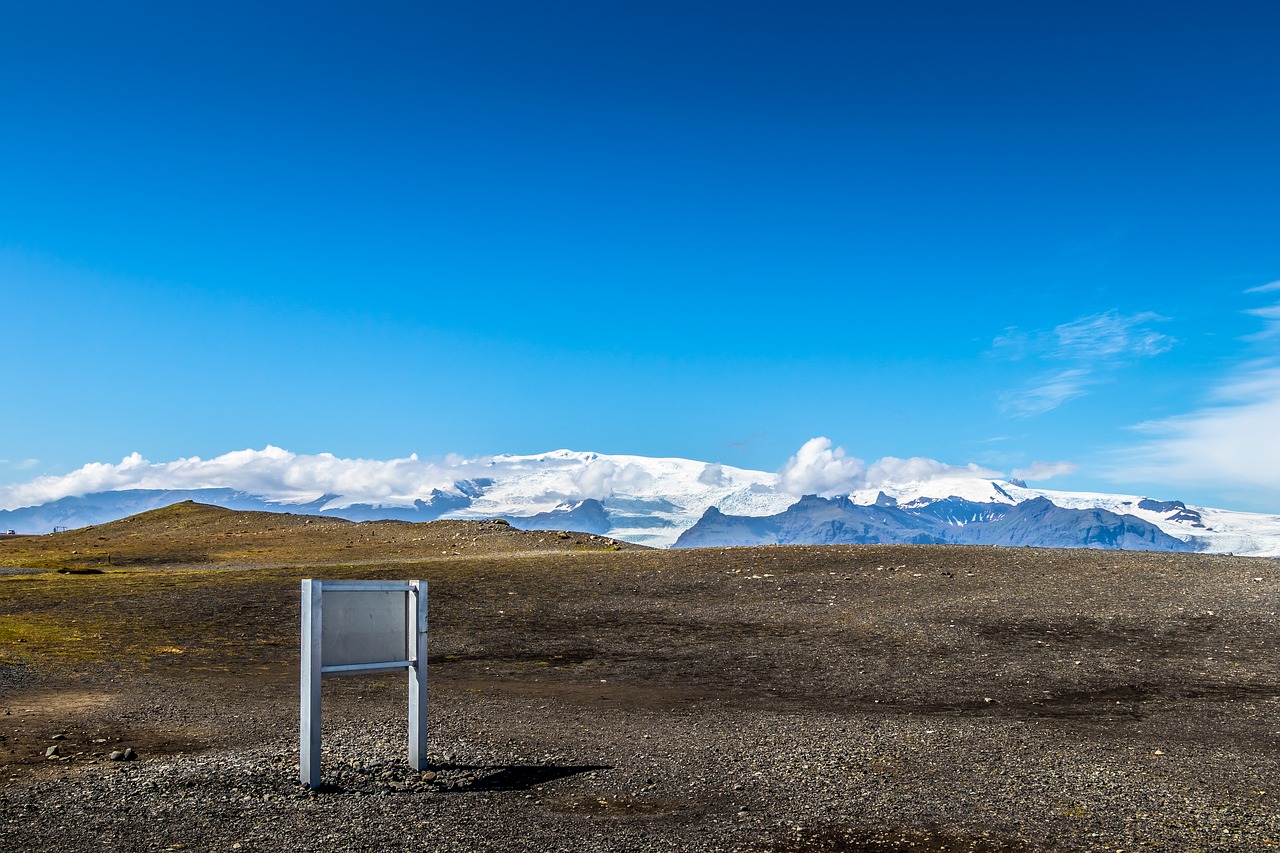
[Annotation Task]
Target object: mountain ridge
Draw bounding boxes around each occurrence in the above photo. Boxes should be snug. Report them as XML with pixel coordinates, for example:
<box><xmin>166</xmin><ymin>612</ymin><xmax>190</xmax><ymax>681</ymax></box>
<box><xmin>2</xmin><ymin>449</ymin><xmax>1279</xmax><ymax>555</ymax></box>
<box><xmin>673</xmin><ymin>494</ymin><xmax>1195</xmax><ymax>552</ymax></box>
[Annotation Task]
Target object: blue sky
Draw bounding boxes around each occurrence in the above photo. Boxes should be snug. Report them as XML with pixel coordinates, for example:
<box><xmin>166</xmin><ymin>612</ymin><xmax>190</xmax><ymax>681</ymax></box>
<box><xmin>3</xmin><ymin>1</ymin><xmax>1279</xmax><ymax>511</ymax></box>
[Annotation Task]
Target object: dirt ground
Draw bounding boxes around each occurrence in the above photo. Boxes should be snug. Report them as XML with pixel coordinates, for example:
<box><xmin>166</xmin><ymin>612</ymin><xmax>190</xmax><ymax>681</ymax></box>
<box><xmin>2</xmin><ymin>503</ymin><xmax>1279</xmax><ymax>850</ymax></box>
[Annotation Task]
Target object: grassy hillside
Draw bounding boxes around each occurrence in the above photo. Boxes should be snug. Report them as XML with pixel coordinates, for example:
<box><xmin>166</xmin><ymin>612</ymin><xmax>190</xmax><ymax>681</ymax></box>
<box><xmin>0</xmin><ymin>500</ymin><xmax>636</xmax><ymax>572</ymax></box>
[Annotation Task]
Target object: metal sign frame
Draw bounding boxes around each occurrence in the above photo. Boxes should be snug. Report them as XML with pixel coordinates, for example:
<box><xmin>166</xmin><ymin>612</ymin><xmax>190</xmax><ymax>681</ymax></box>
<box><xmin>300</xmin><ymin>579</ymin><xmax>428</xmax><ymax>789</ymax></box>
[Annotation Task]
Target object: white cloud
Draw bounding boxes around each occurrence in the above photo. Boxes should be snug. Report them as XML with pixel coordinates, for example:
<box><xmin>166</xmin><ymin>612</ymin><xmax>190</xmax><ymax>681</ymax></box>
<box><xmin>571</xmin><ymin>459</ymin><xmax>618</xmax><ymax>500</ymax></box>
<box><xmin>1000</xmin><ymin>368</ymin><xmax>1092</xmax><ymax>416</ymax></box>
<box><xmin>570</xmin><ymin>459</ymin><xmax>654</xmax><ymax>501</ymax></box>
<box><xmin>1244</xmin><ymin>298</ymin><xmax>1280</xmax><ymax>340</ymax></box>
<box><xmin>1245</xmin><ymin>279</ymin><xmax>1280</xmax><ymax>294</ymax></box>
<box><xmin>776</xmin><ymin>437</ymin><xmax>1001</xmax><ymax>497</ymax></box>
<box><xmin>697</xmin><ymin>463</ymin><xmax>729</xmax><ymax>487</ymax></box>
<box><xmin>1049</xmin><ymin>310</ymin><xmax>1173</xmax><ymax>360</ymax></box>
<box><xmin>989</xmin><ymin>327</ymin><xmax>1032</xmax><ymax>360</ymax></box>
<box><xmin>1105</xmin><ymin>284</ymin><xmax>1280</xmax><ymax>508</ymax></box>
<box><xmin>0</xmin><ymin>447</ymin><xmax>467</xmax><ymax>511</ymax></box>
<box><xmin>865</xmin><ymin>456</ymin><xmax>1001</xmax><ymax>484</ymax></box>
<box><xmin>1114</xmin><ymin>361</ymin><xmax>1280</xmax><ymax>503</ymax></box>
<box><xmin>0</xmin><ymin>447</ymin><xmax>670</xmax><ymax>512</ymax></box>
<box><xmin>1011</xmin><ymin>461</ymin><xmax>1078</xmax><ymax>482</ymax></box>
<box><xmin>777</xmin><ymin>438</ymin><xmax>867</xmax><ymax>496</ymax></box>
<box><xmin>994</xmin><ymin>310</ymin><xmax>1173</xmax><ymax>415</ymax></box>
<box><xmin>1</xmin><ymin>440</ymin><xmax>1015</xmax><ymax>512</ymax></box>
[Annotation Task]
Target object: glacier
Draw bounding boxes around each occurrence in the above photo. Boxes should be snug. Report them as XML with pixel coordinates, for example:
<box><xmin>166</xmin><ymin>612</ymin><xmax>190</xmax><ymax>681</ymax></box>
<box><xmin>1</xmin><ymin>448</ymin><xmax>1278</xmax><ymax>555</ymax></box>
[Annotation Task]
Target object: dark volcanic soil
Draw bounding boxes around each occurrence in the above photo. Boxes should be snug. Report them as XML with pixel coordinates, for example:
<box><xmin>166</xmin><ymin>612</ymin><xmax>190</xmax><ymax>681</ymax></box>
<box><xmin>1</xmin><ymin>505</ymin><xmax>1278</xmax><ymax>851</ymax></box>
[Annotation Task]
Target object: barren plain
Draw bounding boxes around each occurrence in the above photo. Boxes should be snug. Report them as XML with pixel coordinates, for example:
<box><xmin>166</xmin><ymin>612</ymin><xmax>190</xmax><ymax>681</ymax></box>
<box><xmin>1</xmin><ymin>501</ymin><xmax>1278</xmax><ymax>851</ymax></box>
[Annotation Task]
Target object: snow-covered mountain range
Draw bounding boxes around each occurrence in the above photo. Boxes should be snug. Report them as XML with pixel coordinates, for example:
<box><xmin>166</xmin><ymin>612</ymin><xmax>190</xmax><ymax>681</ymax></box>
<box><xmin>696</xmin><ymin>476</ymin><xmax>1280</xmax><ymax>556</ymax></box>
<box><xmin>2</xmin><ymin>448</ymin><xmax>1279</xmax><ymax>556</ymax></box>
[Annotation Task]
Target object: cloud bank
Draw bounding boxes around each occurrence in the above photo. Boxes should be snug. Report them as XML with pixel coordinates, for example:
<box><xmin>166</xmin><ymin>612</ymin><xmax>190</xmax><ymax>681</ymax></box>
<box><xmin>0</xmin><ymin>447</ymin><xmax>731</xmax><ymax>513</ymax></box>
<box><xmin>1109</xmin><ymin>284</ymin><xmax>1280</xmax><ymax>509</ymax></box>
<box><xmin>0</xmin><ymin>447</ymin><xmax>467</xmax><ymax>511</ymax></box>
<box><xmin>777</xmin><ymin>437</ymin><xmax>1002</xmax><ymax>497</ymax></box>
<box><xmin>1115</xmin><ymin>361</ymin><xmax>1280</xmax><ymax>505</ymax></box>
<box><xmin>0</xmin><ymin>440</ymin><xmax>1025</xmax><ymax>511</ymax></box>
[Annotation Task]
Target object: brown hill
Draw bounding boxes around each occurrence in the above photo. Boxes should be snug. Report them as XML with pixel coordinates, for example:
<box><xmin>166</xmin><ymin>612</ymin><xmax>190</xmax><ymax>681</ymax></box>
<box><xmin>0</xmin><ymin>500</ymin><xmax>639</xmax><ymax>571</ymax></box>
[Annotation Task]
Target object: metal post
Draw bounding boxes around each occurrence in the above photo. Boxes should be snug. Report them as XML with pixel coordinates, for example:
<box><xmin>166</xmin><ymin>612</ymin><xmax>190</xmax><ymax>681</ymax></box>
<box><xmin>407</xmin><ymin>580</ymin><xmax>429</xmax><ymax>770</ymax></box>
<box><xmin>300</xmin><ymin>579</ymin><xmax>323</xmax><ymax>789</ymax></box>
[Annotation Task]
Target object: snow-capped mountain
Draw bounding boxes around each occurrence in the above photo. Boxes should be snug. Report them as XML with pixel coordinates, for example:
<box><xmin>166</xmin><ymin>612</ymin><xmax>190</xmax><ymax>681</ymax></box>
<box><xmin>0</xmin><ymin>450</ymin><xmax>793</xmax><ymax>548</ymax></box>
<box><xmin>1</xmin><ymin>448</ymin><xmax>1278</xmax><ymax>555</ymax></box>
<box><xmin>821</xmin><ymin>477</ymin><xmax>1280</xmax><ymax>556</ymax></box>
<box><xmin>444</xmin><ymin>450</ymin><xmax>793</xmax><ymax>544</ymax></box>
<box><xmin>675</xmin><ymin>493</ymin><xmax>1198</xmax><ymax>552</ymax></box>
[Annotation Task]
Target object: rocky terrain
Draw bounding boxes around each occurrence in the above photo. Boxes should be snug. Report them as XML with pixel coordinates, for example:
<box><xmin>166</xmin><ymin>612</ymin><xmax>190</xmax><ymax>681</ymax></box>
<box><xmin>2</xmin><ymin>502</ymin><xmax>1278</xmax><ymax>851</ymax></box>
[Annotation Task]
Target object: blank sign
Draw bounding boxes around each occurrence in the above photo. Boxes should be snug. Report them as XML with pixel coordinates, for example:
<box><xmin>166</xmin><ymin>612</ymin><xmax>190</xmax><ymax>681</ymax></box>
<box><xmin>320</xmin><ymin>589</ymin><xmax>409</xmax><ymax>667</ymax></box>
<box><xmin>301</xmin><ymin>578</ymin><xmax>428</xmax><ymax>789</ymax></box>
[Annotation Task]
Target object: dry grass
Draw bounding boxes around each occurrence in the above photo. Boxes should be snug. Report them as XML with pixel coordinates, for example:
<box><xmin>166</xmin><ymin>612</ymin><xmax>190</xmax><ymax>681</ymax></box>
<box><xmin>0</xmin><ymin>500</ymin><xmax>635</xmax><ymax>572</ymax></box>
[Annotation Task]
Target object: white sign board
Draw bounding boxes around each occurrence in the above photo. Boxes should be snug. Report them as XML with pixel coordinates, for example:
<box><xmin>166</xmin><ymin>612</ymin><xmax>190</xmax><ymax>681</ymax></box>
<box><xmin>300</xmin><ymin>579</ymin><xmax>427</xmax><ymax>789</ymax></box>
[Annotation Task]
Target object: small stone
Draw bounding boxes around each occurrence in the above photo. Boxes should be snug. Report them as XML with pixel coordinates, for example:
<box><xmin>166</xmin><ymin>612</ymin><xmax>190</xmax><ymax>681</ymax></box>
<box><xmin>123</xmin><ymin>747</ymin><xmax>138</xmax><ymax>760</ymax></box>
<box><xmin>45</xmin><ymin>745</ymin><xmax>61</xmax><ymax>759</ymax></box>
<box><xmin>109</xmin><ymin>750</ymin><xmax>126</xmax><ymax>761</ymax></box>
<box><xmin>51</xmin><ymin>733</ymin><xmax>67</xmax><ymax>740</ymax></box>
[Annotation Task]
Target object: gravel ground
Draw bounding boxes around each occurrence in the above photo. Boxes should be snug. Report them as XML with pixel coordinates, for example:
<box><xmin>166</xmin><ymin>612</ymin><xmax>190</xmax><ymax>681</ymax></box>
<box><xmin>4</xmin><ymin>682</ymin><xmax>1278</xmax><ymax>851</ymax></box>
<box><xmin>3</xmin><ymin>540</ymin><xmax>1279</xmax><ymax>851</ymax></box>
